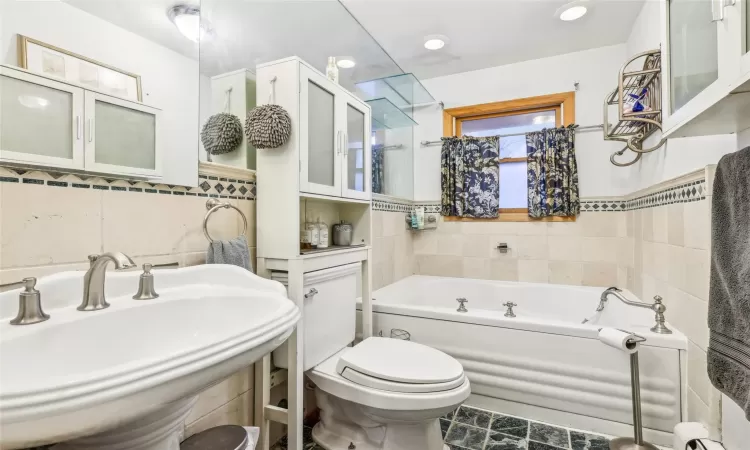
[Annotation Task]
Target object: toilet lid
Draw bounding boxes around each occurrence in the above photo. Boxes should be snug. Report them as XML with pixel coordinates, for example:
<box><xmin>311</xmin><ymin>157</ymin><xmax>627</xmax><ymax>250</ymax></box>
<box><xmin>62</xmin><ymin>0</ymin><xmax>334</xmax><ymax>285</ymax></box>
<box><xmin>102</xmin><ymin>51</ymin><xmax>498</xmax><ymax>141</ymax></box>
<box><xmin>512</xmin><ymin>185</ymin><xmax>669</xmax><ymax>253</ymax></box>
<box><xmin>336</xmin><ymin>337</ymin><xmax>464</xmax><ymax>393</ymax></box>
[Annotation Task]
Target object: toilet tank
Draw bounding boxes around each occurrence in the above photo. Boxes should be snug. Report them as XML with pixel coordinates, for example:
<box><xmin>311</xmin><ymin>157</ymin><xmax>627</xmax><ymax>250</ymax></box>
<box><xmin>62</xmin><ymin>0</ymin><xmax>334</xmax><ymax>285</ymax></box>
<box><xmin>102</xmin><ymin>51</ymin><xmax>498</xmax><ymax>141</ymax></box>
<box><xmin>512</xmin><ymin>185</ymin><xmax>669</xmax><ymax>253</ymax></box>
<box><xmin>272</xmin><ymin>262</ymin><xmax>360</xmax><ymax>371</ymax></box>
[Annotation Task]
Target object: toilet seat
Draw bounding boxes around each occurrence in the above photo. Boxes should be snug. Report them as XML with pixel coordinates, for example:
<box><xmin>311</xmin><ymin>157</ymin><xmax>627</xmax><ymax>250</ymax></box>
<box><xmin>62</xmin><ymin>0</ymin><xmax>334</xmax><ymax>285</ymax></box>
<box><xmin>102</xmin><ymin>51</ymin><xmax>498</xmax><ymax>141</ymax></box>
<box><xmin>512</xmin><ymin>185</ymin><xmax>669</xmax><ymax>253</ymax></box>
<box><xmin>308</xmin><ymin>338</ymin><xmax>470</xmax><ymax>412</ymax></box>
<box><xmin>336</xmin><ymin>338</ymin><xmax>465</xmax><ymax>393</ymax></box>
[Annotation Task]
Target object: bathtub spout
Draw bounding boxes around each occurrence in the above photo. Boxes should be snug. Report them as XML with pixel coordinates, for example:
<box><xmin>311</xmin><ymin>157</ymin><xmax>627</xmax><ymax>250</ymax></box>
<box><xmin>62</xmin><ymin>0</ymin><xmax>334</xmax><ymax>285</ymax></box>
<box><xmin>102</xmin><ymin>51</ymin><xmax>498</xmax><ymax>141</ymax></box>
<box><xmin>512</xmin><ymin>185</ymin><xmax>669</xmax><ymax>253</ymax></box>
<box><xmin>600</xmin><ymin>287</ymin><xmax>672</xmax><ymax>334</ymax></box>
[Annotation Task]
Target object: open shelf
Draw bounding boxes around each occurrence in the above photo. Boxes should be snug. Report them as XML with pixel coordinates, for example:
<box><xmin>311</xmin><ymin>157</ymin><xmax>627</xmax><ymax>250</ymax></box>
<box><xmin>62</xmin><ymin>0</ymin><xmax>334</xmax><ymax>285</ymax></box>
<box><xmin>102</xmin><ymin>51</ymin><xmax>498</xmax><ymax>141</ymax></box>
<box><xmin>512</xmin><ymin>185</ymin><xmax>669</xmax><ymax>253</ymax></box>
<box><xmin>300</xmin><ymin>244</ymin><xmax>367</xmax><ymax>256</ymax></box>
<box><xmin>367</xmin><ymin>97</ymin><xmax>418</xmax><ymax>130</ymax></box>
<box><xmin>356</xmin><ymin>73</ymin><xmax>435</xmax><ymax>107</ymax></box>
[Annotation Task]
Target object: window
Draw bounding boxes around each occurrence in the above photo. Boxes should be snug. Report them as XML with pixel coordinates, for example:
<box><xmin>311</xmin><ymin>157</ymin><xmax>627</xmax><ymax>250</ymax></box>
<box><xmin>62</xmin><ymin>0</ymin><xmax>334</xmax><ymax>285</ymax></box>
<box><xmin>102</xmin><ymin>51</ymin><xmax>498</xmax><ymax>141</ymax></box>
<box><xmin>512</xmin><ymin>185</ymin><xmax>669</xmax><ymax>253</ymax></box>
<box><xmin>442</xmin><ymin>92</ymin><xmax>575</xmax><ymax>222</ymax></box>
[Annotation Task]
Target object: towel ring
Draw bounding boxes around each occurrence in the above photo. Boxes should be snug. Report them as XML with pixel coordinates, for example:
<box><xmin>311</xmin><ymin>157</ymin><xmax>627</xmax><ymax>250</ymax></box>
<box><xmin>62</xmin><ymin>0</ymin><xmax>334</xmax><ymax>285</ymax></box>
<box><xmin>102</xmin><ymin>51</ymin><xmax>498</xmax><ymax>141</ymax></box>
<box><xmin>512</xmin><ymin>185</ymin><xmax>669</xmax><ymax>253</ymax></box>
<box><xmin>203</xmin><ymin>198</ymin><xmax>248</xmax><ymax>243</ymax></box>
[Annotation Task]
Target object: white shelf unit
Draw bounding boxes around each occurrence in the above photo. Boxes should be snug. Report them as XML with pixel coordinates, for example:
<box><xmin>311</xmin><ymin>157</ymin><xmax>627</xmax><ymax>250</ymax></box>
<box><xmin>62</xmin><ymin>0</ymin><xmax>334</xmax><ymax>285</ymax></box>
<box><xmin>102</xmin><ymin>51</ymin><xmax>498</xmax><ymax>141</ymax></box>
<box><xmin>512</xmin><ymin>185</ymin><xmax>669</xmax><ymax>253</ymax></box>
<box><xmin>253</xmin><ymin>57</ymin><xmax>373</xmax><ymax>450</ymax></box>
<box><xmin>0</xmin><ymin>65</ymin><xmax>162</xmax><ymax>179</ymax></box>
<box><xmin>660</xmin><ymin>0</ymin><xmax>750</xmax><ymax>138</ymax></box>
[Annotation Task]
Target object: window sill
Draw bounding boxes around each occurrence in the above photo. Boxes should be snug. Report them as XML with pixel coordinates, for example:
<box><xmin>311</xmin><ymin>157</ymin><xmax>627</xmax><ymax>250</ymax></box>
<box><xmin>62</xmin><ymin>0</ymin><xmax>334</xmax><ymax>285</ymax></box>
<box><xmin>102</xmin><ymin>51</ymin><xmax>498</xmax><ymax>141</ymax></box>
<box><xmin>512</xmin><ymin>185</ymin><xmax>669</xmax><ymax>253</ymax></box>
<box><xmin>443</xmin><ymin>212</ymin><xmax>576</xmax><ymax>223</ymax></box>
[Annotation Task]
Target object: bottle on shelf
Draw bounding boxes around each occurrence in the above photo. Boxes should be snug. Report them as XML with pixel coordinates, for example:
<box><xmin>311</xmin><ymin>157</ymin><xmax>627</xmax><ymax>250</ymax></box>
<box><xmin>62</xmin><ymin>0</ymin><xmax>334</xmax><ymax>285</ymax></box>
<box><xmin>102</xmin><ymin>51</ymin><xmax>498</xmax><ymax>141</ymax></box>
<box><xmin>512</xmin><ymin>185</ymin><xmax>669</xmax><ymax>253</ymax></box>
<box><xmin>317</xmin><ymin>217</ymin><xmax>329</xmax><ymax>249</ymax></box>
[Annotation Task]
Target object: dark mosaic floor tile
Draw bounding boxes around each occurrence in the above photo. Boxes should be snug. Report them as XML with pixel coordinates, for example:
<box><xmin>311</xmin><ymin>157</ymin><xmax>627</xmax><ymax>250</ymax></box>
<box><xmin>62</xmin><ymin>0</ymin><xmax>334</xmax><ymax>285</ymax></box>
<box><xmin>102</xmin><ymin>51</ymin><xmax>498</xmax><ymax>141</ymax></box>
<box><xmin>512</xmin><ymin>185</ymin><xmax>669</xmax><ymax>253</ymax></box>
<box><xmin>570</xmin><ymin>431</ymin><xmax>609</xmax><ymax>450</ymax></box>
<box><xmin>485</xmin><ymin>431</ymin><xmax>527</xmax><ymax>450</ymax></box>
<box><xmin>444</xmin><ymin>423</ymin><xmax>487</xmax><ymax>450</ymax></box>
<box><xmin>443</xmin><ymin>406</ymin><xmax>459</xmax><ymax>420</ymax></box>
<box><xmin>441</xmin><ymin>418</ymin><xmax>452</xmax><ymax>438</ymax></box>
<box><xmin>490</xmin><ymin>414</ymin><xmax>529</xmax><ymax>439</ymax></box>
<box><xmin>454</xmin><ymin>405</ymin><xmax>492</xmax><ymax>429</ymax></box>
<box><xmin>529</xmin><ymin>441</ymin><xmax>568</xmax><ymax>450</ymax></box>
<box><xmin>529</xmin><ymin>422</ymin><xmax>570</xmax><ymax>448</ymax></box>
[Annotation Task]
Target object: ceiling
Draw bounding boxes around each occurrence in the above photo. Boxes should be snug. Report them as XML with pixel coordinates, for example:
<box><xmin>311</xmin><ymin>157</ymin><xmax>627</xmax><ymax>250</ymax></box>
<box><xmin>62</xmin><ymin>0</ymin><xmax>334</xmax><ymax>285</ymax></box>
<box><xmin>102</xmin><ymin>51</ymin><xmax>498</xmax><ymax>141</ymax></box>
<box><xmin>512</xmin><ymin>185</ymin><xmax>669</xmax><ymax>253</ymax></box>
<box><xmin>64</xmin><ymin>0</ymin><xmax>645</xmax><ymax>85</ymax></box>
<box><xmin>341</xmin><ymin>0</ymin><xmax>646</xmax><ymax>80</ymax></box>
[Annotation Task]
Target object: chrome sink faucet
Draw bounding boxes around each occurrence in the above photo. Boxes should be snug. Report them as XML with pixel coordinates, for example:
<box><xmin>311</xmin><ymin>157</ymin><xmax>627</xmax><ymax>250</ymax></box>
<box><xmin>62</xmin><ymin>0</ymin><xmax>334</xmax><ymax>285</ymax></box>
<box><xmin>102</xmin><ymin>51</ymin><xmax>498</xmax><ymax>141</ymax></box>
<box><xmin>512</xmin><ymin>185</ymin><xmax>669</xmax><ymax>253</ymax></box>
<box><xmin>78</xmin><ymin>252</ymin><xmax>136</xmax><ymax>311</ymax></box>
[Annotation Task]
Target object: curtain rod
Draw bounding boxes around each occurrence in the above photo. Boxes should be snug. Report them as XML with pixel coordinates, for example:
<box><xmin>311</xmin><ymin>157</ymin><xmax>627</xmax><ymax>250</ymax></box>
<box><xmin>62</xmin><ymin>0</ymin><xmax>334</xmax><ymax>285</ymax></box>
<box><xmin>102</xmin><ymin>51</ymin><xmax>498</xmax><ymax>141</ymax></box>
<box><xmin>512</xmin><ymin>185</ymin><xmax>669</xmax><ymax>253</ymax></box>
<box><xmin>419</xmin><ymin>124</ymin><xmax>605</xmax><ymax>147</ymax></box>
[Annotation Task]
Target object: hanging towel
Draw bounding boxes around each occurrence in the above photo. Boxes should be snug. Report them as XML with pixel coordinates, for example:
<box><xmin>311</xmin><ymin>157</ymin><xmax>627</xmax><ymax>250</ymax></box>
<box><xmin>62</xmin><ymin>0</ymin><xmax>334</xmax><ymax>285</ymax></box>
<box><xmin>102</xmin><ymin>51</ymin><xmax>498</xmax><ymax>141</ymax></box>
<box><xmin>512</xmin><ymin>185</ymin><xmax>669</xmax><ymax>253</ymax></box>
<box><xmin>206</xmin><ymin>236</ymin><xmax>252</xmax><ymax>271</ymax></box>
<box><xmin>707</xmin><ymin>146</ymin><xmax>750</xmax><ymax>420</ymax></box>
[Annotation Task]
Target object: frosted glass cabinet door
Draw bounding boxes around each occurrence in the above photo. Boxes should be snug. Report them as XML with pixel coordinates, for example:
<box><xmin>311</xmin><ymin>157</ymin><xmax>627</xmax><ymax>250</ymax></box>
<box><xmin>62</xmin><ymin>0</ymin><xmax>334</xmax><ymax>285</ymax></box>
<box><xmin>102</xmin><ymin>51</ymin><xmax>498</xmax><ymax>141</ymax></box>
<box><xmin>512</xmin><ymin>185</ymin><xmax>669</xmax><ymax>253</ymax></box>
<box><xmin>299</xmin><ymin>65</ymin><xmax>340</xmax><ymax>197</ymax></box>
<box><xmin>668</xmin><ymin>0</ymin><xmax>719</xmax><ymax>112</ymax></box>
<box><xmin>342</xmin><ymin>100</ymin><xmax>370</xmax><ymax>200</ymax></box>
<box><xmin>0</xmin><ymin>68</ymin><xmax>84</xmax><ymax>169</ymax></box>
<box><xmin>84</xmin><ymin>91</ymin><xmax>161</xmax><ymax>177</ymax></box>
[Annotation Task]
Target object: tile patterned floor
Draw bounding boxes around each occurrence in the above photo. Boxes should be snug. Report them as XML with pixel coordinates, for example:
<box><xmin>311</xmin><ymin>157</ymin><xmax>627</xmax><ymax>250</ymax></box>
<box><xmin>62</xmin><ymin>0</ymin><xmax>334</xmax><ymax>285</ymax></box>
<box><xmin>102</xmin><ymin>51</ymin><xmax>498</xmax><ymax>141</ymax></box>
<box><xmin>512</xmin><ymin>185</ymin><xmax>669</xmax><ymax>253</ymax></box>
<box><xmin>441</xmin><ymin>405</ymin><xmax>611</xmax><ymax>450</ymax></box>
<box><xmin>271</xmin><ymin>404</ymin><xmax>611</xmax><ymax>450</ymax></box>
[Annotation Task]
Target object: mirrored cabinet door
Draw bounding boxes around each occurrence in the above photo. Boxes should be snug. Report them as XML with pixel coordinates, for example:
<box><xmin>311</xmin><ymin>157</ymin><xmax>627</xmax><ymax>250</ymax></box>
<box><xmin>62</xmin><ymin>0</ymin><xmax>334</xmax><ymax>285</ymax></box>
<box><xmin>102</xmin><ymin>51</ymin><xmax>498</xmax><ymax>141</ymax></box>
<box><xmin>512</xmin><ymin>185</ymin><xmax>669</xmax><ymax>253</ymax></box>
<box><xmin>342</xmin><ymin>99</ymin><xmax>370</xmax><ymax>200</ymax></box>
<box><xmin>668</xmin><ymin>0</ymin><xmax>719</xmax><ymax>112</ymax></box>
<box><xmin>84</xmin><ymin>91</ymin><xmax>161</xmax><ymax>177</ymax></box>
<box><xmin>299</xmin><ymin>64</ymin><xmax>341</xmax><ymax>197</ymax></box>
<box><xmin>0</xmin><ymin>67</ymin><xmax>84</xmax><ymax>169</ymax></box>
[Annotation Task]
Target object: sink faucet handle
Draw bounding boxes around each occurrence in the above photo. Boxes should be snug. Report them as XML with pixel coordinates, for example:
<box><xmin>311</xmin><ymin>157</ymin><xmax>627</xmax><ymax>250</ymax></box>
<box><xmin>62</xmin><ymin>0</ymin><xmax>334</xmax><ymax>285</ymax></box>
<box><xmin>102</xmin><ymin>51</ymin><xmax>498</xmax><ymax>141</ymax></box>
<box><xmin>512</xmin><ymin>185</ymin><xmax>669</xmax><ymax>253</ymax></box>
<box><xmin>10</xmin><ymin>277</ymin><xmax>50</xmax><ymax>325</ymax></box>
<box><xmin>133</xmin><ymin>263</ymin><xmax>159</xmax><ymax>300</ymax></box>
<box><xmin>456</xmin><ymin>298</ymin><xmax>468</xmax><ymax>312</ymax></box>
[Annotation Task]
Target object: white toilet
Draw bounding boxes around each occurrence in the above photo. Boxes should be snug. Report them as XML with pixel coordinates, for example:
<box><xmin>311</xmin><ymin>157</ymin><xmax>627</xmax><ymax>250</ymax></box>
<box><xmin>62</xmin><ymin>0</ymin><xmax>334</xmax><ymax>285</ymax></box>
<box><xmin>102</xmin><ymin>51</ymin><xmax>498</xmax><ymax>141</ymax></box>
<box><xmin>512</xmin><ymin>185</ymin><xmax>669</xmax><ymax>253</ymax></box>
<box><xmin>272</xmin><ymin>264</ymin><xmax>469</xmax><ymax>450</ymax></box>
<box><xmin>308</xmin><ymin>337</ymin><xmax>470</xmax><ymax>450</ymax></box>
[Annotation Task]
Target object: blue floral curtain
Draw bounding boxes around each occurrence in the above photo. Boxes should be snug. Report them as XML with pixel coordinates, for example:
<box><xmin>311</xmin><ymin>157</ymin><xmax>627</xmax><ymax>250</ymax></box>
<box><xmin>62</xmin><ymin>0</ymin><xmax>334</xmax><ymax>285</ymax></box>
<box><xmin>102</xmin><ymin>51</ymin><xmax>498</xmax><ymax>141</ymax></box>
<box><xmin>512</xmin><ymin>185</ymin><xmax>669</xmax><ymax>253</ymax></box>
<box><xmin>372</xmin><ymin>144</ymin><xmax>385</xmax><ymax>194</ymax></box>
<box><xmin>440</xmin><ymin>136</ymin><xmax>500</xmax><ymax>218</ymax></box>
<box><xmin>526</xmin><ymin>127</ymin><xmax>580</xmax><ymax>218</ymax></box>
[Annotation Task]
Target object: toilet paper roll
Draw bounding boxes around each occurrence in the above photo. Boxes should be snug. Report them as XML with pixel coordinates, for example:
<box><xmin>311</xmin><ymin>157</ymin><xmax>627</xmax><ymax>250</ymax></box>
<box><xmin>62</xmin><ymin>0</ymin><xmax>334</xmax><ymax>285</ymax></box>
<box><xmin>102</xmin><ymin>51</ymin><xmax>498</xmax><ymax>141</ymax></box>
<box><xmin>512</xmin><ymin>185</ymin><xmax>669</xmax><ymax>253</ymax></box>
<box><xmin>597</xmin><ymin>328</ymin><xmax>639</xmax><ymax>353</ymax></box>
<box><xmin>672</xmin><ymin>422</ymin><xmax>723</xmax><ymax>450</ymax></box>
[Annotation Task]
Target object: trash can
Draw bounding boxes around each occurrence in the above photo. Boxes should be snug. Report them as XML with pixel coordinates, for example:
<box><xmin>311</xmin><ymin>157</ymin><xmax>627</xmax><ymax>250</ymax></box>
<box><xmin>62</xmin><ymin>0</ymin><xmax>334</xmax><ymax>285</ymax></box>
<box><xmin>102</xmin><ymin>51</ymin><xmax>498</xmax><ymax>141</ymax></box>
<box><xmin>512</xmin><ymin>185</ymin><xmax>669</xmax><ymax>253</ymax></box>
<box><xmin>180</xmin><ymin>425</ymin><xmax>260</xmax><ymax>450</ymax></box>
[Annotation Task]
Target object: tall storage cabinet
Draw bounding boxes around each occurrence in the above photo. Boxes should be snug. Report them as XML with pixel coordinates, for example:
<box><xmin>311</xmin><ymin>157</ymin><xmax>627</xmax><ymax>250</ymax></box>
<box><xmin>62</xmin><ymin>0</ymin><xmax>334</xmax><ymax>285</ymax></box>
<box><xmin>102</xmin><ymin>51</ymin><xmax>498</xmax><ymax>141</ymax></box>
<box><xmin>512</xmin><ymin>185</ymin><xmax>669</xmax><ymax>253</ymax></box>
<box><xmin>253</xmin><ymin>57</ymin><xmax>373</xmax><ymax>450</ymax></box>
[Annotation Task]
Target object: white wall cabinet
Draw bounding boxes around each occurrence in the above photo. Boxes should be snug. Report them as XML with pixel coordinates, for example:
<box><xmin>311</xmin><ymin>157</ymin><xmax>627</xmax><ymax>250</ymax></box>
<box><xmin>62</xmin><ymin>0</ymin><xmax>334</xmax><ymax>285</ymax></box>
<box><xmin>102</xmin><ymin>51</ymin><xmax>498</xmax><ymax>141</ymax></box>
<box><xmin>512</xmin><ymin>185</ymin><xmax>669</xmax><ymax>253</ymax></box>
<box><xmin>661</xmin><ymin>0</ymin><xmax>750</xmax><ymax>138</ymax></box>
<box><xmin>297</xmin><ymin>61</ymin><xmax>371</xmax><ymax>200</ymax></box>
<box><xmin>0</xmin><ymin>65</ymin><xmax>162</xmax><ymax>179</ymax></box>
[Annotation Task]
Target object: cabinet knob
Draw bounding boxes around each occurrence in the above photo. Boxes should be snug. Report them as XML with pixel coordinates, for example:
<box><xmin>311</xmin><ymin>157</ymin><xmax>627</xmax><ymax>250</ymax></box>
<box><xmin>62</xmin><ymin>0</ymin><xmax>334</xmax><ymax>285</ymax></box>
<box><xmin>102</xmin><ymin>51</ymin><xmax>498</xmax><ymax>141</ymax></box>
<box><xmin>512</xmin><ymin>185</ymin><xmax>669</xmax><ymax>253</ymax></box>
<box><xmin>304</xmin><ymin>288</ymin><xmax>318</xmax><ymax>300</ymax></box>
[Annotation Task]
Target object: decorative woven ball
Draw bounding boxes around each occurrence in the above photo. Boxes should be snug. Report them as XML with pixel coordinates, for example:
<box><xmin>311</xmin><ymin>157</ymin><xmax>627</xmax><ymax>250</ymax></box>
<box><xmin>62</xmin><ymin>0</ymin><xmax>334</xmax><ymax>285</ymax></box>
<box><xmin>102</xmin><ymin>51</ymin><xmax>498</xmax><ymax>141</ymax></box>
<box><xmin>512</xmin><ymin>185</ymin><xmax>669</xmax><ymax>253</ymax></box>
<box><xmin>201</xmin><ymin>113</ymin><xmax>244</xmax><ymax>155</ymax></box>
<box><xmin>245</xmin><ymin>104</ymin><xmax>292</xmax><ymax>149</ymax></box>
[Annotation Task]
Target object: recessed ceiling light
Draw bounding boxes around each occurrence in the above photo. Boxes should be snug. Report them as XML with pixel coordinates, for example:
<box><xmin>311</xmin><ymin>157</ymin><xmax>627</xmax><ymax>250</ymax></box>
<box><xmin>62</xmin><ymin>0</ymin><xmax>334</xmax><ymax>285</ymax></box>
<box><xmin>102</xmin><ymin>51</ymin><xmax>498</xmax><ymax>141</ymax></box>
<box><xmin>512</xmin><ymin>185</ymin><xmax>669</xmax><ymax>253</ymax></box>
<box><xmin>167</xmin><ymin>4</ymin><xmax>213</xmax><ymax>43</ymax></box>
<box><xmin>555</xmin><ymin>1</ymin><xmax>588</xmax><ymax>21</ymax></box>
<box><xmin>424</xmin><ymin>34</ymin><xmax>449</xmax><ymax>51</ymax></box>
<box><xmin>337</xmin><ymin>57</ymin><xmax>356</xmax><ymax>69</ymax></box>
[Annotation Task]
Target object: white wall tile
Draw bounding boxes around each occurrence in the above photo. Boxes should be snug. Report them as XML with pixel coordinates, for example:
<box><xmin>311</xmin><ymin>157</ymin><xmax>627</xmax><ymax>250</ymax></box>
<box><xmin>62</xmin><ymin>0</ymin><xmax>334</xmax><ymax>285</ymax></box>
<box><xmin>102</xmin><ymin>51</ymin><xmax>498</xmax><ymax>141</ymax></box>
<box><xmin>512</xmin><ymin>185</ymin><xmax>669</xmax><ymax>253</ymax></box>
<box><xmin>684</xmin><ymin>200</ymin><xmax>710</xmax><ymax>250</ymax></box>
<box><xmin>490</xmin><ymin>259</ymin><xmax>519</xmax><ymax>281</ymax></box>
<box><xmin>184</xmin><ymin>389</ymin><xmax>253</xmax><ymax>439</ymax></box>
<box><xmin>518</xmin><ymin>260</ymin><xmax>549</xmax><ymax>283</ymax></box>
<box><xmin>547</xmin><ymin>236</ymin><xmax>582</xmax><ymax>261</ymax></box>
<box><xmin>667</xmin><ymin>204</ymin><xmax>684</xmax><ymax>246</ymax></box>
<box><xmin>652</xmin><ymin>206</ymin><xmax>668</xmax><ymax>243</ymax></box>
<box><xmin>579</xmin><ymin>212</ymin><xmax>619</xmax><ymax>237</ymax></box>
<box><xmin>684</xmin><ymin>247</ymin><xmax>710</xmax><ymax>301</ymax></box>
<box><xmin>581</xmin><ymin>237</ymin><xmax>619</xmax><ymax>263</ymax></box>
<box><xmin>462</xmin><ymin>234</ymin><xmax>492</xmax><ymax>258</ymax></box>
<box><xmin>581</xmin><ymin>262</ymin><xmax>617</xmax><ymax>287</ymax></box>
<box><xmin>548</xmin><ymin>261</ymin><xmax>582</xmax><ymax>286</ymax></box>
<box><xmin>415</xmin><ymin>254</ymin><xmax>462</xmax><ymax>277</ymax></box>
<box><xmin>515</xmin><ymin>236</ymin><xmax>549</xmax><ymax>260</ymax></box>
<box><xmin>462</xmin><ymin>257</ymin><xmax>491</xmax><ymax>280</ymax></box>
<box><xmin>0</xmin><ymin>183</ymin><xmax>102</xmax><ymax>268</ymax></box>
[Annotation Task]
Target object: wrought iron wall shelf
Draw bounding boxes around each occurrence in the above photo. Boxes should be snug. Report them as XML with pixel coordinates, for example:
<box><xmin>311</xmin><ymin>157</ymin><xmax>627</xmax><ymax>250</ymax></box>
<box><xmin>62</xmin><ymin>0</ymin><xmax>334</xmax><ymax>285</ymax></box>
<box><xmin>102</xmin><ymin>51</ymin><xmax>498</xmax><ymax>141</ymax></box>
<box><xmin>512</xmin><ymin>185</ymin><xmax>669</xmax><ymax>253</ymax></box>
<box><xmin>604</xmin><ymin>49</ymin><xmax>666</xmax><ymax>167</ymax></box>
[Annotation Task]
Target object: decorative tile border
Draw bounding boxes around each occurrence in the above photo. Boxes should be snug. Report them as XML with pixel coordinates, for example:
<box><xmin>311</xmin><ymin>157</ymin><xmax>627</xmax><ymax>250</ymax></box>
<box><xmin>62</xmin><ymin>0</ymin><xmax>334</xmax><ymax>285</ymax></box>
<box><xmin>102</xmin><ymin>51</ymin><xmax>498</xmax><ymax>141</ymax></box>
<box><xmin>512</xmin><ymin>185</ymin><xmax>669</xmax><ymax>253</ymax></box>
<box><xmin>373</xmin><ymin>198</ymin><xmax>412</xmax><ymax>213</ymax></box>
<box><xmin>0</xmin><ymin>166</ymin><xmax>256</xmax><ymax>200</ymax></box>
<box><xmin>625</xmin><ymin>178</ymin><xmax>706</xmax><ymax>210</ymax></box>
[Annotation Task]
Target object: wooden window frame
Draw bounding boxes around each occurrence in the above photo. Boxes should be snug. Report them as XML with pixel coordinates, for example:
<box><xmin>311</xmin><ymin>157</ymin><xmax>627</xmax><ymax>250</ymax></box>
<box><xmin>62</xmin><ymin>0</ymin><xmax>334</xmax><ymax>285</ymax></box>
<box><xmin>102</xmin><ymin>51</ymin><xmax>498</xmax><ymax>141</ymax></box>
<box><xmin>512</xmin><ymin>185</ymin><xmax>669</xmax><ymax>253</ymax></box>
<box><xmin>442</xmin><ymin>92</ymin><xmax>576</xmax><ymax>223</ymax></box>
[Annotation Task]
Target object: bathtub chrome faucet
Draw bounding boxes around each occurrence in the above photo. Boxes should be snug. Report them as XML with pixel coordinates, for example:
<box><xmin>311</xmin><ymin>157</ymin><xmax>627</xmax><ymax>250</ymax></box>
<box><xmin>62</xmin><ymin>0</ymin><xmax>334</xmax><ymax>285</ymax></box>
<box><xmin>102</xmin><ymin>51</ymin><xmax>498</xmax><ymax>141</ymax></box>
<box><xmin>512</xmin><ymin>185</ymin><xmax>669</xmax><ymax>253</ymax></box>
<box><xmin>456</xmin><ymin>298</ymin><xmax>468</xmax><ymax>313</ymax></box>
<box><xmin>79</xmin><ymin>252</ymin><xmax>137</xmax><ymax>311</ymax></box>
<box><xmin>599</xmin><ymin>287</ymin><xmax>672</xmax><ymax>334</ymax></box>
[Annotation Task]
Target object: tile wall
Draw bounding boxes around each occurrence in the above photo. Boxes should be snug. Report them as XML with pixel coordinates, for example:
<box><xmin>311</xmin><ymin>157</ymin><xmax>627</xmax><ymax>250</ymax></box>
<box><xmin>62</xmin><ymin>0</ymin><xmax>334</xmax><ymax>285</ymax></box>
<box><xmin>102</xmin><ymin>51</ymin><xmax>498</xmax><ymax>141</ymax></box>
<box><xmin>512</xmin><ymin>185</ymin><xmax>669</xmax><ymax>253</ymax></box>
<box><xmin>0</xmin><ymin>164</ymin><xmax>258</xmax><ymax>439</ymax></box>
<box><xmin>627</xmin><ymin>169</ymin><xmax>719</xmax><ymax>434</ymax></box>
<box><xmin>371</xmin><ymin>197</ymin><xmax>414</xmax><ymax>290</ymax></box>
<box><xmin>411</xmin><ymin>210</ymin><xmax>633</xmax><ymax>288</ymax></box>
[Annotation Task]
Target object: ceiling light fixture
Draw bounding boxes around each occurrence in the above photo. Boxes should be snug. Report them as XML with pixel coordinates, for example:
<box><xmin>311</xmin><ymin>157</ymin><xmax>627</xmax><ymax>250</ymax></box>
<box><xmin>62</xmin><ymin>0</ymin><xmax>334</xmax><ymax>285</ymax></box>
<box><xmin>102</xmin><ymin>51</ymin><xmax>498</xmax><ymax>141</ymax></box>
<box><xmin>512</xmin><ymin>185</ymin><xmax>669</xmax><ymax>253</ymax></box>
<box><xmin>167</xmin><ymin>4</ymin><xmax>213</xmax><ymax>43</ymax></box>
<box><xmin>555</xmin><ymin>1</ymin><xmax>588</xmax><ymax>21</ymax></box>
<box><xmin>337</xmin><ymin>57</ymin><xmax>356</xmax><ymax>69</ymax></box>
<box><xmin>424</xmin><ymin>34</ymin><xmax>448</xmax><ymax>51</ymax></box>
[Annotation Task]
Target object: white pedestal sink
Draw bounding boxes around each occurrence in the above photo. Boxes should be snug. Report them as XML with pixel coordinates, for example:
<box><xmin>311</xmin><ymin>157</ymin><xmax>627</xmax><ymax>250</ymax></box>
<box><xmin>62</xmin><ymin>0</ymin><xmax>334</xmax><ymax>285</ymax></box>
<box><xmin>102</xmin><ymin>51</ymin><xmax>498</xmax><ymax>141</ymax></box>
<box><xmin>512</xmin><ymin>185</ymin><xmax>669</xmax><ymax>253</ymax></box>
<box><xmin>0</xmin><ymin>265</ymin><xmax>300</xmax><ymax>450</ymax></box>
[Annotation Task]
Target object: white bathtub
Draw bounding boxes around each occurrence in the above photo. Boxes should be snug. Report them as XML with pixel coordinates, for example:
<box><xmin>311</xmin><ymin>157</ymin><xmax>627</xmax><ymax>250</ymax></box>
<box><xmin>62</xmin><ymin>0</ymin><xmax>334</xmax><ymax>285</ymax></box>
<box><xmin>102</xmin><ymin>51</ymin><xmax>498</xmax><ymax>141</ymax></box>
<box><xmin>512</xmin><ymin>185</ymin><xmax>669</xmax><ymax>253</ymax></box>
<box><xmin>357</xmin><ymin>275</ymin><xmax>688</xmax><ymax>446</ymax></box>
